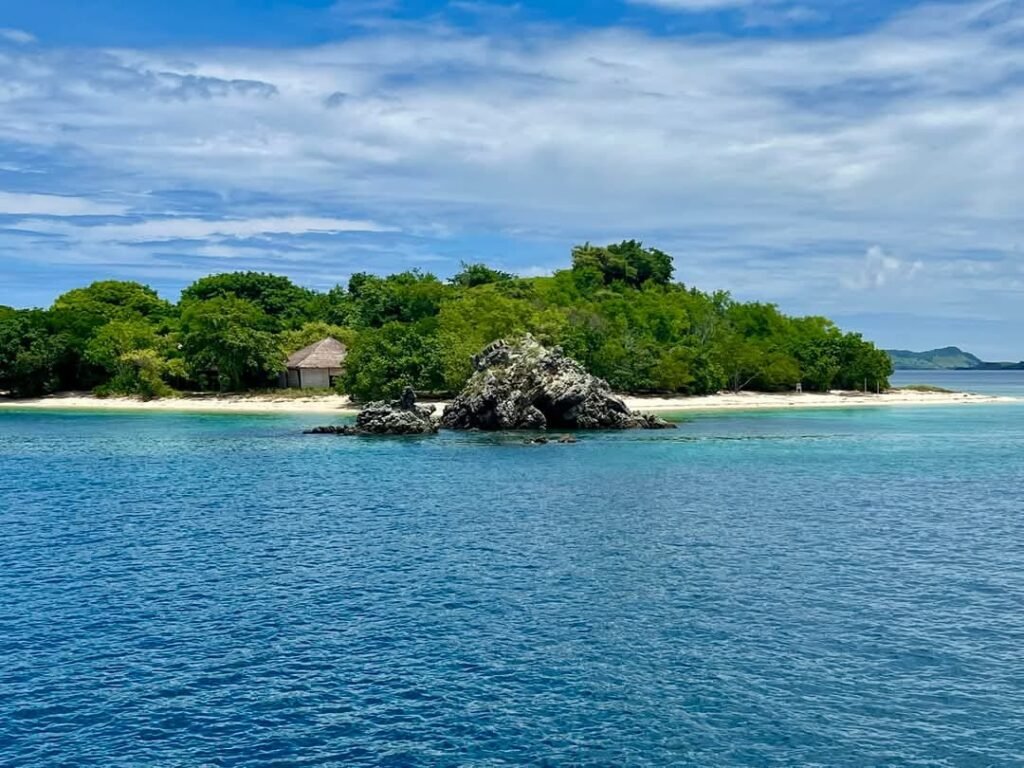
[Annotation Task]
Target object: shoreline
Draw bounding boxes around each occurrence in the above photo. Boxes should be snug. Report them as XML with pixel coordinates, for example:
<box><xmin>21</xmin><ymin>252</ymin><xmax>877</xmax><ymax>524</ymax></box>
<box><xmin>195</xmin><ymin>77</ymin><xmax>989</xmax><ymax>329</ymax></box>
<box><xmin>623</xmin><ymin>390</ymin><xmax>1014</xmax><ymax>412</ymax></box>
<box><xmin>0</xmin><ymin>389</ymin><xmax>1014</xmax><ymax>415</ymax></box>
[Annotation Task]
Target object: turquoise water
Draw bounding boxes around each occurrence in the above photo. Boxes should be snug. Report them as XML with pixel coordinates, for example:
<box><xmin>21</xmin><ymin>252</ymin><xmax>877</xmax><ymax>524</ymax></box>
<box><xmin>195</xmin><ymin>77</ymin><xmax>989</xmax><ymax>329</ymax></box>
<box><xmin>2</xmin><ymin>397</ymin><xmax>1024</xmax><ymax>766</ymax></box>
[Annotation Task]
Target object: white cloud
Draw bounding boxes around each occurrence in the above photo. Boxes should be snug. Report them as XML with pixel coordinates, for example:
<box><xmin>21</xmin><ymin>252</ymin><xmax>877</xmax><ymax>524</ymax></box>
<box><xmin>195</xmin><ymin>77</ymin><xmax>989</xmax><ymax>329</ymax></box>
<box><xmin>843</xmin><ymin>245</ymin><xmax>925</xmax><ymax>291</ymax></box>
<box><xmin>0</xmin><ymin>0</ymin><xmax>1023</xmax><ymax>351</ymax></box>
<box><xmin>11</xmin><ymin>215</ymin><xmax>394</xmax><ymax>242</ymax></box>
<box><xmin>0</xmin><ymin>28</ymin><xmax>36</xmax><ymax>45</ymax></box>
<box><xmin>0</xmin><ymin>191</ymin><xmax>126</xmax><ymax>216</ymax></box>
<box><xmin>742</xmin><ymin>4</ymin><xmax>824</xmax><ymax>27</ymax></box>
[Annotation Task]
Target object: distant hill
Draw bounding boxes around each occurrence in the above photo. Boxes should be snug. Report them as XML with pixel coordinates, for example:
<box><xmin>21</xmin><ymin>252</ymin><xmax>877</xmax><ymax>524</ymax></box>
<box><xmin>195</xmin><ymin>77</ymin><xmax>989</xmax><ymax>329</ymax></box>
<box><xmin>887</xmin><ymin>347</ymin><xmax>1024</xmax><ymax>371</ymax></box>
<box><xmin>886</xmin><ymin>347</ymin><xmax>984</xmax><ymax>370</ymax></box>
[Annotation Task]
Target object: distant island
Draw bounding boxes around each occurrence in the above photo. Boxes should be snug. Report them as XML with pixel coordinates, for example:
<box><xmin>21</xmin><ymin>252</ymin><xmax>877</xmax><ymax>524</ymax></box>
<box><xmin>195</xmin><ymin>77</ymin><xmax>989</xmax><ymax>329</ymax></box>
<box><xmin>886</xmin><ymin>347</ymin><xmax>1024</xmax><ymax>371</ymax></box>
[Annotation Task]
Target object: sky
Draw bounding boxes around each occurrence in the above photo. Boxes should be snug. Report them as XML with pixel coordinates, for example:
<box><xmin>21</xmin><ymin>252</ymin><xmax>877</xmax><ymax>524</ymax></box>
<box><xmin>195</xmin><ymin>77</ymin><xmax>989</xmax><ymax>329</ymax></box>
<box><xmin>0</xmin><ymin>0</ymin><xmax>1022</xmax><ymax>358</ymax></box>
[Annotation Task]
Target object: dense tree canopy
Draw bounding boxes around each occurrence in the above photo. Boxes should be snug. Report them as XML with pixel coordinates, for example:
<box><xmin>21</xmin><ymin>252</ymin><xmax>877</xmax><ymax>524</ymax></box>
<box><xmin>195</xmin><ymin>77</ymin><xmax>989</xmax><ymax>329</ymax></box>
<box><xmin>0</xmin><ymin>310</ymin><xmax>69</xmax><ymax>396</ymax></box>
<box><xmin>0</xmin><ymin>241</ymin><xmax>893</xmax><ymax>400</ymax></box>
<box><xmin>179</xmin><ymin>272</ymin><xmax>316</xmax><ymax>327</ymax></box>
<box><xmin>571</xmin><ymin>240</ymin><xmax>674</xmax><ymax>289</ymax></box>
<box><xmin>180</xmin><ymin>297</ymin><xmax>281</xmax><ymax>391</ymax></box>
<box><xmin>450</xmin><ymin>262</ymin><xmax>516</xmax><ymax>289</ymax></box>
<box><xmin>53</xmin><ymin>280</ymin><xmax>173</xmax><ymax>324</ymax></box>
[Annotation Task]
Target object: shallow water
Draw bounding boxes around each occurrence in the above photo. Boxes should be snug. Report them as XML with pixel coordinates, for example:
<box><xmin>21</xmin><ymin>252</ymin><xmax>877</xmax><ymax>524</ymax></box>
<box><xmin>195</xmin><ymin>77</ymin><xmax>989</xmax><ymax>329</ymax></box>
<box><xmin>2</xmin><ymin>404</ymin><xmax>1024</xmax><ymax>766</ymax></box>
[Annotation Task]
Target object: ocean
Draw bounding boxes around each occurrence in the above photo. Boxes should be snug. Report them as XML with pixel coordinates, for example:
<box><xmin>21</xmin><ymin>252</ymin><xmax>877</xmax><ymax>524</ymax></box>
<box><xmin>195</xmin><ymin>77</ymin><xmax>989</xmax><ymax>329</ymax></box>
<box><xmin>890</xmin><ymin>368</ymin><xmax>1024</xmax><ymax>397</ymax></box>
<box><xmin>2</xmin><ymin>377</ymin><xmax>1024</xmax><ymax>766</ymax></box>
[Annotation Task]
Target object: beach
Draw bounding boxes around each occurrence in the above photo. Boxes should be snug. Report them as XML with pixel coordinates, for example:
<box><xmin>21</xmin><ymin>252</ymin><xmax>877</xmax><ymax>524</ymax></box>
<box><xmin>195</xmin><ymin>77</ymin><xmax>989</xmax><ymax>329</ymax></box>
<box><xmin>0</xmin><ymin>389</ymin><xmax>1012</xmax><ymax>415</ymax></box>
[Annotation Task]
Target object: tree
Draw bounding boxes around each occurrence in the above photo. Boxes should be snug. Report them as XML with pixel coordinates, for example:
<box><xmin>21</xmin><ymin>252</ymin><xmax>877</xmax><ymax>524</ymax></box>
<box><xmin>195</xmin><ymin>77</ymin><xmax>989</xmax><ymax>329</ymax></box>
<box><xmin>85</xmin><ymin>320</ymin><xmax>162</xmax><ymax>374</ymax></box>
<box><xmin>180</xmin><ymin>297</ymin><xmax>282</xmax><ymax>391</ymax></box>
<box><xmin>437</xmin><ymin>286</ymin><xmax>556</xmax><ymax>390</ymax></box>
<box><xmin>347</xmin><ymin>271</ymin><xmax>449</xmax><ymax>328</ymax></box>
<box><xmin>5</xmin><ymin>241</ymin><xmax>895</xmax><ymax>400</ymax></box>
<box><xmin>304</xmin><ymin>285</ymin><xmax>353</xmax><ymax>326</ymax></box>
<box><xmin>833</xmin><ymin>333</ymin><xmax>893</xmax><ymax>391</ymax></box>
<box><xmin>84</xmin><ymin>319</ymin><xmax>177</xmax><ymax>397</ymax></box>
<box><xmin>341</xmin><ymin>320</ymin><xmax>444</xmax><ymax>401</ymax></box>
<box><xmin>180</xmin><ymin>272</ymin><xmax>315</xmax><ymax>326</ymax></box>
<box><xmin>0</xmin><ymin>311</ymin><xmax>71</xmax><ymax>396</ymax></box>
<box><xmin>571</xmin><ymin>240</ymin><xmax>674</xmax><ymax>289</ymax></box>
<box><xmin>96</xmin><ymin>348</ymin><xmax>174</xmax><ymax>399</ymax></box>
<box><xmin>52</xmin><ymin>280</ymin><xmax>173</xmax><ymax>323</ymax></box>
<box><xmin>47</xmin><ymin>281</ymin><xmax>176</xmax><ymax>389</ymax></box>
<box><xmin>450</xmin><ymin>262</ymin><xmax>515</xmax><ymax>289</ymax></box>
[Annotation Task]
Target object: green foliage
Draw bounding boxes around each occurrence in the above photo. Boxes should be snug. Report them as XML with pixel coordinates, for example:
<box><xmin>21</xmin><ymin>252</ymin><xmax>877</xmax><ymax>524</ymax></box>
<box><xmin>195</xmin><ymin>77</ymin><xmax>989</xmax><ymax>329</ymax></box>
<box><xmin>94</xmin><ymin>348</ymin><xmax>175</xmax><ymax>400</ymax></box>
<box><xmin>1</xmin><ymin>240</ymin><xmax>892</xmax><ymax>400</ymax></box>
<box><xmin>0</xmin><ymin>310</ymin><xmax>71</xmax><ymax>396</ymax></box>
<box><xmin>180</xmin><ymin>297</ymin><xmax>282</xmax><ymax>391</ymax></box>
<box><xmin>303</xmin><ymin>286</ymin><xmax>353</xmax><ymax>326</ymax></box>
<box><xmin>450</xmin><ymin>262</ymin><xmax>515</xmax><ymax>288</ymax></box>
<box><xmin>347</xmin><ymin>271</ymin><xmax>448</xmax><ymax>328</ymax></box>
<box><xmin>437</xmin><ymin>286</ymin><xmax>564</xmax><ymax>391</ymax></box>
<box><xmin>85</xmin><ymin>320</ymin><xmax>178</xmax><ymax>398</ymax></box>
<box><xmin>53</xmin><ymin>280</ymin><xmax>173</xmax><ymax>323</ymax></box>
<box><xmin>571</xmin><ymin>240</ymin><xmax>673</xmax><ymax>289</ymax></box>
<box><xmin>180</xmin><ymin>272</ymin><xmax>315</xmax><ymax>326</ymax></box>
<box><xmin>341</xmin><ymin>320</ymin><xmax>444</xmax><ymax>401</ymax></box>
<box><xmin>48</xmin><ymin>281</ymin><xmax>176</xmax><ymax>389</ymax></box>
<box><xmin>85</xmin><ymin>320</ymin><xmax>162</xmax><ymax>374</ymax></box>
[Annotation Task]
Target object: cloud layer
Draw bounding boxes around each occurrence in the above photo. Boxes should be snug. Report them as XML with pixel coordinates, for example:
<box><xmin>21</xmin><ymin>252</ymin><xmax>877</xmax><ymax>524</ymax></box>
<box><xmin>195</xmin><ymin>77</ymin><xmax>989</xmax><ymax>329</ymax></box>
<box><xmin>0</xmin><ymin>0</ymin><xmax>1022</xmax><ymax>355</ymax></box>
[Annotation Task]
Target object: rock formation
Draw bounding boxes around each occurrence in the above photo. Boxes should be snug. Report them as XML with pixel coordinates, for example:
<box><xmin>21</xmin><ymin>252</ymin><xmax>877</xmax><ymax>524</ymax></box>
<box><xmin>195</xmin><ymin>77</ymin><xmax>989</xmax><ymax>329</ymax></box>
<box><xmin>441</xmin><ymin>336</ymin><xmax>677</xmax><ymax>431</ymax></box>
<box><xmin>306</xmin><ymin>387</ymin><xmax>438</xmax><ymax>435</ymax></box>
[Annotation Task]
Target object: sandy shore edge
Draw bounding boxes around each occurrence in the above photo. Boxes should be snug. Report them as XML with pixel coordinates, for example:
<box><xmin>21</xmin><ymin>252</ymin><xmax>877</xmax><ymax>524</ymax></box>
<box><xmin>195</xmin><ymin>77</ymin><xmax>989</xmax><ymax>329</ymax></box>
<box><xmin>0</xmin><ymin>390</ymin><xmax>1014</xmax><ymax>415</ymax></box>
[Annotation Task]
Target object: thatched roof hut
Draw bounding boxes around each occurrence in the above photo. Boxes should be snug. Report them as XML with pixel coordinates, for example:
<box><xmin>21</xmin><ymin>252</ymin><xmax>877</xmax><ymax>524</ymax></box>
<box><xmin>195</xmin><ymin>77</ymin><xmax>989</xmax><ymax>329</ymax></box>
<box><xmin>283</xmin><ymin>337</ymin><xmax>347</xmax><ymax>389</ymax></box>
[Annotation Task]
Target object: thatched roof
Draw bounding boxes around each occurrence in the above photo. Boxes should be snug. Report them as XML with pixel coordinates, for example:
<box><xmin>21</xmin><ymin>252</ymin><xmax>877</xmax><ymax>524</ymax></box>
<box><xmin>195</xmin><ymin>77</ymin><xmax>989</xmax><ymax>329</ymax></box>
<box><xmin>286</xmin><ymin>337</ymin><xmax>348</xmax><ymax>369</ymax></box>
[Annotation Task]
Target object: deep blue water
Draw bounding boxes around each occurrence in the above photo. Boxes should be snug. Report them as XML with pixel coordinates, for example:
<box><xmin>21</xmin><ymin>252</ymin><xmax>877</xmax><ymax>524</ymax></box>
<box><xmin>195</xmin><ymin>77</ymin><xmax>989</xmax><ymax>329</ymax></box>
<box><xmin>2</xmin><ymin>399</ymin><xmax>1024</xmax><ymax>766</ymax></box>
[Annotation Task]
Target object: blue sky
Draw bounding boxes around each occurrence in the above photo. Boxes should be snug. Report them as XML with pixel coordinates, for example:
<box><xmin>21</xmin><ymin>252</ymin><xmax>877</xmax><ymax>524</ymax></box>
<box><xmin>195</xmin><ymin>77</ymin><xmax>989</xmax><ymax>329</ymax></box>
<box><xmin>1</xmin><ymin>0</ymin><xmax>1022</xmax><ymax>358</ymax></box>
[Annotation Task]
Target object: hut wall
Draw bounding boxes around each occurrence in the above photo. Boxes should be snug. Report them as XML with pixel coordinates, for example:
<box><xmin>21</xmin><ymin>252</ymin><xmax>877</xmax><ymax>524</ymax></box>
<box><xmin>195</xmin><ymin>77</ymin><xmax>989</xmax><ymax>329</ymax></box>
<box><xmin>299</xmin><ymin>368</ymin><xmax>331</xmax><ymax>389</ymax></box>
<box><xmin>283</xmin><ymin>367</ymin><xmax>344</xmax><ymax>389</ymax></box>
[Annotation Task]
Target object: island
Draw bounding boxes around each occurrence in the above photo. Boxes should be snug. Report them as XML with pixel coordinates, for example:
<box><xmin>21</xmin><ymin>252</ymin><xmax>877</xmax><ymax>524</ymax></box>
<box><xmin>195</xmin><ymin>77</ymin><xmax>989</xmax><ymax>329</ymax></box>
<box><xmin>887</xmin><ymin>346</ymin><xmax>1024</xmax><ymax>371</ymax></box>
<box><xmin>1</xmin><ymin>241</ymin><xmax>897</xmax><ymax>407</ymax></box>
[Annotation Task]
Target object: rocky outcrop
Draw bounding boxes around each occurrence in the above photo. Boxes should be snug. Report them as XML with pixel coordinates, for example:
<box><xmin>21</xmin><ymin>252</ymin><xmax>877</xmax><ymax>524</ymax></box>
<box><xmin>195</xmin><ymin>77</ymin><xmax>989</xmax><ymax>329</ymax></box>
<box><xmin>441</xmin><ymin>336</ymin><xmax>677</xmax><ymax>431</ymax></box>
<box><xmin>523</xmin><ymin>435</ymin><xmax>580</xmax><ymax>445</ymax></box>
<box><xmin>633</xmin><ymin>413</ymin><xmax>677</xmax><ymax>430</ymax></box>
<box><xmin>306</xmin><ymin>387</ymin><xmax>438</xmax><ymax>435</ymax></box>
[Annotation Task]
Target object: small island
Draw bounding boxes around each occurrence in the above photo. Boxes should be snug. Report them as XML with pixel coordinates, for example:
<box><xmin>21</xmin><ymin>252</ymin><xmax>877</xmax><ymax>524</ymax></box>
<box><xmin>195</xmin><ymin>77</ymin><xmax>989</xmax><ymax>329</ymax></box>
<box><xmin>1</xmin><ymin>241</ymin><xmax>900</xmax><ymax>411</ymax></box>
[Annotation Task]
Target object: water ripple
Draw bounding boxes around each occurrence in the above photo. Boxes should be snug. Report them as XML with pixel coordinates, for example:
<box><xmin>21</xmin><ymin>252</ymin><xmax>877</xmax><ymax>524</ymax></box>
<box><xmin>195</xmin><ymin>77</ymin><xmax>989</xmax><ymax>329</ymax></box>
<box><xmin>1</xmin><ymin>407</ymin><xmax>1023</xmax><ymax>766</ymax></box>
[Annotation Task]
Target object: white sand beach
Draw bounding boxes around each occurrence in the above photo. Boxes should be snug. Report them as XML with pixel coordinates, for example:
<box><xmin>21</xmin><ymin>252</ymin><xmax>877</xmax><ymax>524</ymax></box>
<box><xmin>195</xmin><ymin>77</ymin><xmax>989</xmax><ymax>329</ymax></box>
<box><xmin>0</xmin><ymin>392</ymin><xmax>358</xmax><ymax>414</ymax></box>
<box><xmin>0</xmin><ymin>389</ymin><xmax>1012</xmax><ymax>415</ymax></box>
<box><xmin>623</xmin><ymin>390</ymin><xmax>1014</xmax><ymax>411</ymax></box>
